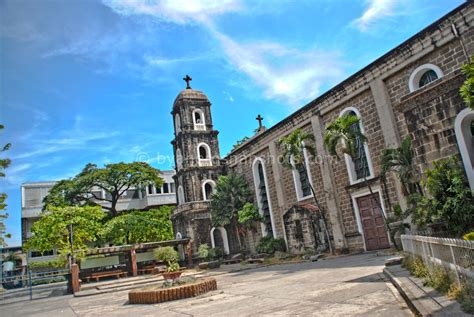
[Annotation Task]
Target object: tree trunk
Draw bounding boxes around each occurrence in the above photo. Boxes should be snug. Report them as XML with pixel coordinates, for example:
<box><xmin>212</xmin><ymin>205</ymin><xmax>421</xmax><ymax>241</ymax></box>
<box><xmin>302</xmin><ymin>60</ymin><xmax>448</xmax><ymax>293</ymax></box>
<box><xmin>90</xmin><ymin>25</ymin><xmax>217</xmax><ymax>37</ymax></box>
<box><xmin>301</xmin><ymin>163</ymin><xmax>334</xmax><ymax>255</ymax></box>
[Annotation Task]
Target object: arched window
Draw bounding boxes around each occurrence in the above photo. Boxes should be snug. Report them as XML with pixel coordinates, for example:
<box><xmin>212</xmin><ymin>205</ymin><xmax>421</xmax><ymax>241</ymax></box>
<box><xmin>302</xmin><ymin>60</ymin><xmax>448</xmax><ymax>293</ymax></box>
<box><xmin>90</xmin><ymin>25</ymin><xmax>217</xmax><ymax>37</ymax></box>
<box><xmin>252</xmin><ymin>158</ymin><xmax>276</xmax><ymax>237</ymax></box>
<box><xmin>210</xmin><ymin>227</ymin><xmax>230</xmax><ymax>255</ymax></box>
<box><xmin>193</xmin><ymin>109</ymin><xmax>206</xmax><ymax>131</ymax></box>
<box><xmin>339</xmin><ymin>107</ymin><xmax>374</xmax><ymax>185</ymax></box>
<box><xmin>290</xmin><ymin>142</ymin><xmax>314</xmax><ymax>200</ymax></box>
<box><xmin>455</xmin><ymin>108</ymin><xmax>474</xmax><ymax>190</ymax></box>
<box><xmin>202</xmin><ymin>180</ymin><xmax>216</xmax><ymax>201</ymax></box>
<box><xmin>197</xmin><ymin>143</ymin><xmax>212</xmax><ymax>166</ymax></box>
<box><xmin>408</xmin><ymin>64</ymin><xmax>443</xmax><ymax>92</ymax></box>
<box><xmin>176</xmin><ymin>148</ymin><xmax>183</xmax><ymax>170</ymax></box>
<box><xmin>177</xmin><ymin>185</ymin><xmax>185</xmax><ymax>204</ymax></box>
<box><xmin>175</xmin><ymin>113</ymin><xmax>181</xmax><ymax>133</ymax></box>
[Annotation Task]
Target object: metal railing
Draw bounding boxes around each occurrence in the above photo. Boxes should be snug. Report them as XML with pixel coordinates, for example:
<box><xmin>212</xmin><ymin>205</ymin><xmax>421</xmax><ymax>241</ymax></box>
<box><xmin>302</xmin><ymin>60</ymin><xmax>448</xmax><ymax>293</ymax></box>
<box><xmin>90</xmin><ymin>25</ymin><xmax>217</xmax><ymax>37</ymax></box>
<box><xmin>401</xmin><ymin>234</ymin><xmax>474</xmax><ymax>286</ymax></box>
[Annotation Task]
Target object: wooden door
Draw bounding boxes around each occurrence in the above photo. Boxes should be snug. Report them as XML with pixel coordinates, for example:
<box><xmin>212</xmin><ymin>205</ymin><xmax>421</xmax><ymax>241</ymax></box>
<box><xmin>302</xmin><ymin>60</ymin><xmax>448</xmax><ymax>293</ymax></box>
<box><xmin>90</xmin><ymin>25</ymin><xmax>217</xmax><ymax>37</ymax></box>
<box><xmin>356</xmin><ymin>194</ymin><xmax>390</xmax><ymax>251</ymax></box>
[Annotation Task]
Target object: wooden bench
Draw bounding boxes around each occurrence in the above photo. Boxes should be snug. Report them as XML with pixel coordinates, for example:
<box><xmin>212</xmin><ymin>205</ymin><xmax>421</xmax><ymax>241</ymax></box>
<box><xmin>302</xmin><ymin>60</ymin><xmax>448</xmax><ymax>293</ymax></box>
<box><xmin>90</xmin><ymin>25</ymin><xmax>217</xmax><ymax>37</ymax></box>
<box><xmin>138</xmin><ymin>265</ymin><xmax>166</xmax><ymax>275</ymax></box>
<box><xmin>246</xmin><ymin>258</ymin><xmax>264</xmax><ymax>264</ymax></box>
<box><xmin>84</xmin><ymin>270</ymin><xmax>128</xmax><ymax>283</ymax></box>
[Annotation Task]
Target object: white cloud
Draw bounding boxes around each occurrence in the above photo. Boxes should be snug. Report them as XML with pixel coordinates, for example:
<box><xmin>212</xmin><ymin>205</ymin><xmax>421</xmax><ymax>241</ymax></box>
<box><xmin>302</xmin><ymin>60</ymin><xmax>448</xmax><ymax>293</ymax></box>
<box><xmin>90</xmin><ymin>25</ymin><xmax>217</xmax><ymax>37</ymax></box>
<box><xmin>102</xmin><ymin>0</ymin><xmax>242</xmax><ymax>24</ymax></box>
<box><xmin>353</xmin><ymin>0</ymin><xmax>399</xmax><ymax>32</ymax></box>
<box><xmin>212</xmin><ymin>30</ymin><xmax>345</xmax><ymax>105</ymax></box>
<box><xmin>105</xmin><ymin>0</ymin><xmax>345</xmax><ymax>106</ymax></box>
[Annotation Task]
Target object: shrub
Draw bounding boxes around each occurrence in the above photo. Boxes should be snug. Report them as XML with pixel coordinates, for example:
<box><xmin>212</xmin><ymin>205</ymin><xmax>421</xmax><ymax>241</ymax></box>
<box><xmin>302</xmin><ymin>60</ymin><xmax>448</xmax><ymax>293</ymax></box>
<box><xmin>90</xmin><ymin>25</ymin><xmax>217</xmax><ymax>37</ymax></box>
<box><xmin>154</xmin><ymin>247</ymin><xmax>178</xmax><ymax>266</ymax></box>
<box><xmin>256</xmin><ymin>237</ymin><xmax>287</xmax><ymax>255</ymax></box>
<box><xmin>463</xmin><ymin>232</ymin><xmax>474</xmax><ymax>241</ymax></box>
<box><xmin>198</xmin><ymin>244</ymin><xmax>210</xmax><ymax>260</ymax></box>
<box><xmin>29</xmin><ymin>258</ymin><xmax>66</xmax><ymax>270</ymax></box>
<box><xmin>425</xmin><ymin>266</ymin><xmax>451</xmax><ymax>293</ymax></box>
<box><xmin>402</xmin><ymin>256</ymin><xmax>428</xmax><ymax>278</ymax></box>
<box><xmin>209</xmin><ymin>247</ymin><xmax>223</xmax><ymax>260</ymax></box>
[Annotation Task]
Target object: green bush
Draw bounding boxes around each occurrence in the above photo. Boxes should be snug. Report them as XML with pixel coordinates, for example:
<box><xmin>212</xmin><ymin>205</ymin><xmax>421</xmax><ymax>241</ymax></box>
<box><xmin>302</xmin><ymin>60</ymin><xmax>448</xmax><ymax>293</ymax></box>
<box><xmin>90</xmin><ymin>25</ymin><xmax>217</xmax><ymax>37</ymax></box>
<box><xmin>402</xmin><ymin>256</ymin><xmax>428</xmax><ymax>278</ymax></box>
<box><xmin>256</xmin><ymin>236</ymin><xmax>287</xmax><ymax>255</ymax></box>
<box><xmin>425</xmin><ymin>266</ymin><xmax>451</xmax><ymax>293</ymax></box>
<box><xmin>29</xmin><ymin>258</ymin><xmax>66</xmax><ymax>270</ymax></box>
<box><xmin>198</xmin><ymin>244</ymin><xmax>210</xmax><ymax>260</ymax></box>
<box><xmin>463</xmin><ymin>232</ymin><xmax>474</xmax><ymax>241</ymax></box>
<box><xmin>209</xmin><ymin>247</ymin><xmax>223</xmax><ymax>260</ymax></box>
<box><xmin>154</xmin><ymin>246</ymin><xmax>178</xmax><ymax>266</ymax></box>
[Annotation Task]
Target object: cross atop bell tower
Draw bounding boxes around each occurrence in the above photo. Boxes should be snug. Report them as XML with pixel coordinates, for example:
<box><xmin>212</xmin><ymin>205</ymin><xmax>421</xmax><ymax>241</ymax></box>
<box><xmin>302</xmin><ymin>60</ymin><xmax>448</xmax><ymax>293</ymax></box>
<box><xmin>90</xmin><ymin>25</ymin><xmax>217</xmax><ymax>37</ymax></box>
<box><xmin>183</xmin><ymin>75</ymin><xmax>192</xmax><ymax>89</ymax></box>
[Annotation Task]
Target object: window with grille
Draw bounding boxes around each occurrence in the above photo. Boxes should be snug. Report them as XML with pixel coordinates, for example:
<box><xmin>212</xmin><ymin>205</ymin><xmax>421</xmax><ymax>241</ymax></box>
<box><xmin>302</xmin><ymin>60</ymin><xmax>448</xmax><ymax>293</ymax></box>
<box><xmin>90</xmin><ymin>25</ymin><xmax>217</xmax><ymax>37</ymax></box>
<box><xmin>257</xmin><ymin>163</ymin><xmax>273</xmax><ymax>237</ymax></box>
<box><xmin>348</xmin><ymin>111</ymin><xmax>369</xmax><ymax>180</ymax></box>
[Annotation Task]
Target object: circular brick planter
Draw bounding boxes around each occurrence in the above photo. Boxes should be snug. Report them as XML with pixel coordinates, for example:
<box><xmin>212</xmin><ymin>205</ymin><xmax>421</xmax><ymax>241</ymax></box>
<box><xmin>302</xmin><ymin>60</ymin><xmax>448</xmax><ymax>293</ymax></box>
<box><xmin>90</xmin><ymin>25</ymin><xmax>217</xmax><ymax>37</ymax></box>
<box><xmin>128</xmin><ymin>278</ymin><xmax>217</xmax><ymax>304</ymax></box>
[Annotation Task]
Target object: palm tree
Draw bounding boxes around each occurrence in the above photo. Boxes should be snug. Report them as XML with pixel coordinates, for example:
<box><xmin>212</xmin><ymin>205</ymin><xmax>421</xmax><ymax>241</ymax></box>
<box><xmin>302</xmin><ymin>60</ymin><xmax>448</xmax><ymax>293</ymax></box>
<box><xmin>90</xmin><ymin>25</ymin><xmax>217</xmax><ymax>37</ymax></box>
<box><xmin>278</xmin><ymin>128</ymin><xmax>333</xmax><ymax>254</ymax></box>
<box><xmin>380</xmin><ymin>137</ymin><xmax>421</xmax><ymax>196</ymax></box>
<box><xmin>210</xmin><ymin>174</ymin><xmax>253</xmax><ymax>250</ymax></box>
<box><xmin>323</xmin><ymin>112</ymin><xmax>386</xmax><ymax>223</ymax></box>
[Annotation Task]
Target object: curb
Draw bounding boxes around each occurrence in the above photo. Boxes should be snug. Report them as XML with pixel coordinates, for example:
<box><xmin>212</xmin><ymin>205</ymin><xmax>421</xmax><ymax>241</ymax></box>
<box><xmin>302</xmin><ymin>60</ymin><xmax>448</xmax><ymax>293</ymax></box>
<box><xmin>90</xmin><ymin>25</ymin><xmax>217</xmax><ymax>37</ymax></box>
<box><xmin>383</xmin><ymin>267</ymin><xmax>427</xmax><ymax>317</ymax></box>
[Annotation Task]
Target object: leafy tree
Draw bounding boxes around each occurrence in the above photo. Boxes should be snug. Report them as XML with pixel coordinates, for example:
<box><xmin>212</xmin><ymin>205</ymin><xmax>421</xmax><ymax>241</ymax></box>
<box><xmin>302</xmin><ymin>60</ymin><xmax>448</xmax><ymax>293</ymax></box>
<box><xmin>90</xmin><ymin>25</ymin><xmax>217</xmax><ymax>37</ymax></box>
<box><xmin>25</xmin><ymin>206</ymin><xmax>105</xmax><ymax>261</ymax></box>
<box><xmin>381</xmin><ymin>137</ymin><xmax>421</xmax><ymax>196</ymax></box>
<box><xmin>0</xmin><ymin>124</ymin><xmax>11</xmax><ymax>247</ymax></box>
<box><xmin>279</xmin><ymin>128</ymin><xmax>332</xmax><ymax>254</ymax></box>
<box><xmin>43</xmin><ymin>162</ymin><xmax>164</xmax><ymax>216</ymax></box>
<box><xmin>210</xmin><ymin>174</ymin><xmax>253</xmax><ymax>249</ymax></box>
<box><xmin>237</xmin><ymin>202</ymin><xmax>263</xmax><ymax>230</ymax></box>
<box><xmin>410</xmin><ymin>157</ymin><xmax>474</xmax><ymax>236</ymax></box>
<box><xmin>102</xmin><ymin>206</ymin><xmax>174</xmax><ymax>245</ymax></box>
<box><xmin>460</xmin><ymin>55</ymin><xmax>474</xmax><ymax>110</ymax></box>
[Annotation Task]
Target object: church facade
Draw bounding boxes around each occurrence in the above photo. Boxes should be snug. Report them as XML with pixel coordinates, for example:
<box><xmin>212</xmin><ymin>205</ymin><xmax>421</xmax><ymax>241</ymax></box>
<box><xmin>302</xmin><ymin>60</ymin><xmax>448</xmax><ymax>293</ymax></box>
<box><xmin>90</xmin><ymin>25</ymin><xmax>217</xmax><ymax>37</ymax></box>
<box><xmin>171</xmin><ymin>2</ymin><xmax>474</xmax><ymax>255</ymax></box>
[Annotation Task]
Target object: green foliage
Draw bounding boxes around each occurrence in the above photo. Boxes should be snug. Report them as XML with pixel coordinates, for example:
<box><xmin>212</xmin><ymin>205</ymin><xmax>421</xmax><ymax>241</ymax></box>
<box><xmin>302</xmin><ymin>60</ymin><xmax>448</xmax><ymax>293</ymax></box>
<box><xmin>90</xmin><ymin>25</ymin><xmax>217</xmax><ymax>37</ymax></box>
<box><xmin>29</xmin><ymin>258</ymin><xmax>67</xmax><ymax>270</ymax></box>
<box><xmin>386</xmin><ymin>204</ymin><xmax>410</xmax><ymax>250</ymax></box>
<box><xmin>381</xmin><ymin>137</ymin><xmax>420</xmax><ymax>195</ymax></box>
<box><xmin>256</xmin><ymin>236</ymin><xmax>287</xmax><ymax>255</ymax></box>
<box><xmin>425</xmin><ymin>266</ymin><xmax>451</xmax><ymax>294</ymax></box>
<box><xmin>101</xmin><ymin>206</ymin><xmax>174</xmax><ymax>245</ymax></box>
<box><xmin>323</xmin><ymin>113</ymin><xmax>366</xmax><ymax>160</ymax></box>
<box><xmin>25</xmin><ymin>206</ymin><xmax>105</xmax><ymax>260</ymax></box>
<box><xmin>43</xmin><ymin>162</ymin><xmax>164</xmax><ymax>216</ymax></box>
<box><xmin>278</xmin><ymin>128</ymin><xmax>316</xmax><ymax>169</ymax></box>
<box><xmin>0</xmin><ymin>124</ymin><xmax>11</xmax><ymax>247</ymax></box>
<box><xmin>463</xmin><ymin>232</ymin><xmax>474</xmax><ymax>241</ymax></box>
<box><xmin>238</xmin><ymin>203</ymin><xmax>263</xmax><ymax>230</ymax></box>
<box><xmin>232</xmin><ymin>136</ymin><xmax>250</xmax><ymax>150</ymax></box>
<box><xmin>402</xmin><ymin>256</ymin><xmax>428</xmax><ymax>278</ymax></box>
<box><xmin>410</xmin><ymin>157</ymin><xmax>474</xmax><ymax>236</ymax></box>
<box><xmin>209</xmin><ymin>247</ymin><xmax>223</xmax><ymax>260</ymax></box>
<box><xmin>210</xmin><ymin>174</ymin><xmax>252</xmax><ymax>228</ymax></box>
<box><xmin>460</xmin><ymin>55</ymin><xmax>474</xmax><ymax>110</ymax></box>
<box><xmin>154</xmin><ymin>246</ymin><xmax>179</xmax><ymax>267</ymax></box>
<box><xmin>166</xmin><ymin>262</ymin><xmax>180</xmax><ymax>273</ymax></box>
<box><xmin>198</xmin><ymin>244</ymin><xmax>210</xmax><ymax>260</ymax></box>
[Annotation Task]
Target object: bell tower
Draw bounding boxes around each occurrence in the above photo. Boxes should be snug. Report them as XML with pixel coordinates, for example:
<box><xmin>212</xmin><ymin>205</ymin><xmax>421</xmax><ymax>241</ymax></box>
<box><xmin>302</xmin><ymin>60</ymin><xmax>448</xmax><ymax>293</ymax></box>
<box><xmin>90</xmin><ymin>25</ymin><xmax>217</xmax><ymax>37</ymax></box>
<box><xmin>171</xmin><ymin>75</ymin><xmax>223</xmax><ymax>250</ymax></box>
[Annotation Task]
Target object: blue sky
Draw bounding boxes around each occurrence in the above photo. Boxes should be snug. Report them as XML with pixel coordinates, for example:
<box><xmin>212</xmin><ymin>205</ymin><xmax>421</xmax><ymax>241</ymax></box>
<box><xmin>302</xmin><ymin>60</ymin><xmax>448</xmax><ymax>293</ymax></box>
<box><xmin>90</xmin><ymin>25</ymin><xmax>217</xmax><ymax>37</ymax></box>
<box><xmin>0</xmin><ymin>0</ymin><xmax>464</xmax><ymax>246</ymax></box>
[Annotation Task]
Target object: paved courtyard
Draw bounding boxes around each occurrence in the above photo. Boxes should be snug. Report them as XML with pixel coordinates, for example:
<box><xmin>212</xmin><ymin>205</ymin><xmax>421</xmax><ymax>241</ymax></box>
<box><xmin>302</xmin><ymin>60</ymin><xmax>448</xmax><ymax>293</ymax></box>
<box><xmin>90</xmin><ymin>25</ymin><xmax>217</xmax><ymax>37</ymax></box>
<box><xmin>2</xmin><ymin>253</ymin><xmax>411</xmax><ymax>316</ymax></box>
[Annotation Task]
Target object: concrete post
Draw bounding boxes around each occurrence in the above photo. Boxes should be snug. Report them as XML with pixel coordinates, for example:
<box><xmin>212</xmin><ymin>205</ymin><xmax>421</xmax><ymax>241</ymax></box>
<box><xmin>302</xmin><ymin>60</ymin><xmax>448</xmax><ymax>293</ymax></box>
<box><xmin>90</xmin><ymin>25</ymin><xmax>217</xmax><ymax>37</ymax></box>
<box><xmin>71</xmin><ymin>263</ymin><xmax>80</xmax><ymax>294</ymax></box>
<box><xmin>130</xmin><ymin>248</ymin><xmax>137</xmax><ymax>277</ymax></box>
<box><xmin>310</xmin><ymin>115</ymin><xmax>346</xmax><ymax>250</ymax></box>
<box><xmin>186</xmin><ymin>240</ymin><xmax>193</xmax><ymax>268</ymax></box>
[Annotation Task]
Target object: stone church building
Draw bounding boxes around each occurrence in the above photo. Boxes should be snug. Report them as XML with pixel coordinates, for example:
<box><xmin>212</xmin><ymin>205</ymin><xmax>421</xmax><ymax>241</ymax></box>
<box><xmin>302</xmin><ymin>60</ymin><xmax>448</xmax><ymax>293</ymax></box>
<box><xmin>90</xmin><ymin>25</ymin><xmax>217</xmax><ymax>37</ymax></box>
<box><xmin>171</xmin><ymin>2</ymin><xmax>474</xmax><ymax>255</ymax></box>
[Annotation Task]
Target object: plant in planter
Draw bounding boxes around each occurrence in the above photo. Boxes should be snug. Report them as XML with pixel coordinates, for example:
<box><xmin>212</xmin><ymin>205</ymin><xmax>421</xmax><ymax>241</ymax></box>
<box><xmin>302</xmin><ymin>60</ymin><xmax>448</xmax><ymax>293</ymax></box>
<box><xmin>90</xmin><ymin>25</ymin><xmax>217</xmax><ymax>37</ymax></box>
<box><xmin>154</xmin><ymin>246</ymin><xmax>181</xmax><ymax>280</ymax></box>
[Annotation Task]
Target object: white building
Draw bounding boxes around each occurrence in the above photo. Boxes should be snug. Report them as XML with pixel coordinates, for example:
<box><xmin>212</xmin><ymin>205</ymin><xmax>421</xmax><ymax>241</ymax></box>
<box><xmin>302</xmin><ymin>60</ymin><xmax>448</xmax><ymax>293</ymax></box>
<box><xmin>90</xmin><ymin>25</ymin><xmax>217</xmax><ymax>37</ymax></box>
<box><xmin>21</xmin><ymin>170</ymin><xmax>176</xmax><ymax>261</ymax></box>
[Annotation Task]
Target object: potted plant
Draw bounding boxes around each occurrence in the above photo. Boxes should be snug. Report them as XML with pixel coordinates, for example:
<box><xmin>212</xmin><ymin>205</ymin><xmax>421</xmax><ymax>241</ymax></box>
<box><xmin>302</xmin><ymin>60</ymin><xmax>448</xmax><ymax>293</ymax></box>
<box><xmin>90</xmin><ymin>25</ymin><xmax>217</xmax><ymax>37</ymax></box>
<box><xmin>154</xmin><ymin>247</ymin><xmax>181</xmax><ymax>280</ymax></box>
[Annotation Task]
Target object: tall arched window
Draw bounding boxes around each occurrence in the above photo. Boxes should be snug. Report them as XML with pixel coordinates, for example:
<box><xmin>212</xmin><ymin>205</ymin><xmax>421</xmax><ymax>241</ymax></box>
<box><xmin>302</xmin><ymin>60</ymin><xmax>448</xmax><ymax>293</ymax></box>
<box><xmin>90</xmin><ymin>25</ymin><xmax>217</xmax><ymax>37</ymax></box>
<box><xmin>340</xmin><ymin>107</ymin><xmax>374</xmax><ymax>185</ymax></box>
<box><xmin>290</xmin><ymin>141</ymin><xmax>313</xmax><ymax>200</ymax></box>
<box><xmin>176</xmin><ymin>148</ymin><xmax>183</xmax><ymax>170</ymax></box>
<box><xmin>455</xmin><ymin>108</ymin><xmax>474</xmax><ymax>190</ymax></box>
<box><xmin>197</xmin><ymin>143</ymin><xmax>212</xmax><ymax>166</ymax></box>
<box><xmin>252</xmin><ymin>158</ymin><xmax>276</xmax><ymax>237</ymax></box>
<box><xmin>408</xmin><ymin>64</ymin><xmax>443</xmax><ymax>92</ymax></box>
<box><xmin>193</xmin><ymin>109</ymin><xmax>206</xmax><ymax>131</ymax></box>
<box><xmin>202</xmin><ymin>180</ymin><xmax>216</xmax><ymax>201</ymax></box>
<box><xmin>175</xmin><ymin>113</ymin><xmax>181</xmax><ymax>133</ymax></box>
<box><xmin>177</xmin><ymin>185</ymin><xmax>185</xmax><ymax>204</ymax></box>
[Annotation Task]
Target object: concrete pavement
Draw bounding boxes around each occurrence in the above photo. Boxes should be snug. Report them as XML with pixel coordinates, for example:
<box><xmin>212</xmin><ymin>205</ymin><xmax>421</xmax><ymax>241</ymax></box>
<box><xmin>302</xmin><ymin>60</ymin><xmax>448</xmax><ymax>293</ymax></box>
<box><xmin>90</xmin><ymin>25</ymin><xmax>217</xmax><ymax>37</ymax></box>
<box><xmin>2</xmin><ymin>253</ymin><xmax>412</xmax><ymax>316</ymax></box>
